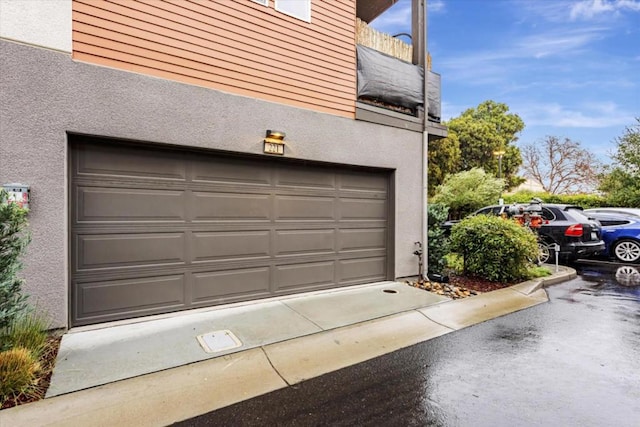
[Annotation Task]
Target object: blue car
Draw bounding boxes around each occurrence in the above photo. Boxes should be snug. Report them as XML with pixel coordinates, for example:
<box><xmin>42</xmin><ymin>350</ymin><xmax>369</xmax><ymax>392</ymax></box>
<box><xmin>586</xmin><ymin>213</ymin><xmax>640</xmax><ymax>264</ymax></box>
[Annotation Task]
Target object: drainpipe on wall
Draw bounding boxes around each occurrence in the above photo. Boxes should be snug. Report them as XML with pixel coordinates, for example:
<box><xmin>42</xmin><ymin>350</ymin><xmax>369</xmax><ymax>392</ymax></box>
<box><xmin>413</xmin><ymin>0</ymin><xmax>428</xmax><ymax>281</ymax></box>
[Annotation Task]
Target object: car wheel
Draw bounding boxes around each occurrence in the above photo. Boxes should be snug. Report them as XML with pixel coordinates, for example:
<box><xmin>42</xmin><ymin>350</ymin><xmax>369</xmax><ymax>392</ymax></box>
<box><xmin>538</xmin><ymin>242</ymin><xmax>551</xmax><ymax>264</ymax></box>
<box><xmin>612</xmin><ymin>239</ymin><xmax>640</xmax><ymax>263</ymax></box>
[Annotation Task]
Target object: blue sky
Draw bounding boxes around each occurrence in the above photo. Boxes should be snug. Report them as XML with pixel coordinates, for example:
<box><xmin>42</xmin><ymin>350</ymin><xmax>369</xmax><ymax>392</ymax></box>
<box><xmin>370</xmin><ymin>0</ymin><xmax>640</xmax><ymax>163</ymax></box>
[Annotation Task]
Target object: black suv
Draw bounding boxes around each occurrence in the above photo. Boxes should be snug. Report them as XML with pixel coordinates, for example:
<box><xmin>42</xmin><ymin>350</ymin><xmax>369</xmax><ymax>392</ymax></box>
<box><xmin>442</xmin><ymin>203</ymin><xmax>605</xmax><ymax>262</ymax></box>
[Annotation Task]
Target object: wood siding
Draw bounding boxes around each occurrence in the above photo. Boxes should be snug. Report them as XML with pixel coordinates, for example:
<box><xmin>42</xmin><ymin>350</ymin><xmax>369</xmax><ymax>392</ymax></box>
<box><xmin>72</xmin><ymin>0</ymin><xmax>357</xmax><ymax>117</ymax></box>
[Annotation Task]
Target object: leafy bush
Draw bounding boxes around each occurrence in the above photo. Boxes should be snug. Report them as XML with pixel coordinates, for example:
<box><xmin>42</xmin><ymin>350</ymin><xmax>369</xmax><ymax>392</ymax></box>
<box><xmin>0</xmin><ymin>347</ymin><xmax>40</xmax><ymax>402</ymax></box>
<box><xmin>0</xmin><ymin>189</ymin><xmax>31</xmax><ymax>330</ymax></box>
<box><xmin>502</xmin><ymin>191</ymin><xmax>607</xmax><ymax>209</ymax></box>
<box><xmin>1</xmin><ymin>311</ymin><xmax>50</xmax><ymax>357</ymax></box>
<box><xmin>427</xmin><ymin>203</ymin><xmax>450</xmax><ymax>275</ymax></box>
<box><xmin>450</xmin><ymin>214</ymin><xmax>538</xmax><ymax>283</ymax></box>
<box><xmin>432</xmin><ymin>168</ymin><xmax>505</xmax><ymax>219</ymax></box>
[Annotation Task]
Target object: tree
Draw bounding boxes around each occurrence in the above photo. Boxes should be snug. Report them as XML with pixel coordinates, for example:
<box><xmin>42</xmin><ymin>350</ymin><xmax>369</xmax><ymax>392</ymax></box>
<box><xmin>428</xmin><ymin>132</ymin><xmax>460</xmax><ymax>196</ymax></box>
<box><xmin>0</xmin><ymin>190</ymin><xmax>31</xmax><ymax>329</ymax></box>
<box><xmin>432</xmin><ymin>168</ymin><xmax>504</xmax><ymax>218</ymax></box>
<box><xmin>520</xmin><ymin>136</ymin><xmax>602</xmax><ymax>194</ymax></box>
<box><xmin>599</xmin><ymin>118</ymin><xmax>640</xmax><ymax>207</ymax></box>
<box><xmin>446</xmin><ymin>100</ymin><xmax>525</xmax><ymax>189</ymax></box>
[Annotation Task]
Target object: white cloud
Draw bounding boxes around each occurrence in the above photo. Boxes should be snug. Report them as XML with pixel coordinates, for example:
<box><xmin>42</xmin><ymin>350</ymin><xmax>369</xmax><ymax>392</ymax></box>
<box><xmin>369</xmin><ymin>1</ymin><xmax>411</xmax><ymax>33</ymax></box>
<box><xmin>513</xmin><ymin>102</ymin><xmax>635</xmax><ymax>128</ymax></box>
<box><xmin>430</xmin><ymin>0</ymin><xmax>446</xmax><ymax>14</ymax></box>
<box><xmin>570</xmin><ymin>0</ymin><xmax>640</xmax><ymax>21</ymax></box>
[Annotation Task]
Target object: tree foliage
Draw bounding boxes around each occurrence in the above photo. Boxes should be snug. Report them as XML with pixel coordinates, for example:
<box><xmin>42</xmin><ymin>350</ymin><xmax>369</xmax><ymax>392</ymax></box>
<box><xmin>0</xmin><ymin>190</ymin><xmax>31</xmax><ymax>330</ymax></box>
<box><xmin>599</xmin><ymin>118</ymin><xmax>640</xmax><ymax>207</ymax></box>
<box><xmin>428</xmin><ymin>132</ymin><xmax>460</xmax><ymax>196</ymax></box>
<box><xmin>446</xmin><ymin>100</ymin><xmax>525</xmax><ymax>189</ymax></box>
<box><xmin>520</xmin><ymin>136</ymin><xmax>602</xmax><ymax>194</ymax></box>
<box><xmin>432</xmin><ymin>168</ymin><xmax>504</xmax><ymax>218</ymax></box>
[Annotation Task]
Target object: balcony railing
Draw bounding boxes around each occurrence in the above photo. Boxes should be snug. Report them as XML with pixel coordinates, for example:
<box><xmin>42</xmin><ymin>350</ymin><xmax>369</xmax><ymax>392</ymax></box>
<box><xmin>355</xmin><ymin>15</ymin><xmax>443</xmax><ymax>130</ymax></box>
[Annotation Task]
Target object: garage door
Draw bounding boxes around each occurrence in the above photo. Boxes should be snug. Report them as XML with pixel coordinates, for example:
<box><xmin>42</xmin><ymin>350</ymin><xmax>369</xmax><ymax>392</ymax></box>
<box><xmin>70</xmin><ymin>139</ymin><xmax>391</xmax><ymax>326</ymax></box>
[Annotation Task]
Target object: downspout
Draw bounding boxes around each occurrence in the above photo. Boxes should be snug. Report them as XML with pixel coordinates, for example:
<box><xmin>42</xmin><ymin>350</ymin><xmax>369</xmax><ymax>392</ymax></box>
<box><xmin>413</xmin><ymin>0</ymin><xmax>428</xmax><ymax>282</ymax></box>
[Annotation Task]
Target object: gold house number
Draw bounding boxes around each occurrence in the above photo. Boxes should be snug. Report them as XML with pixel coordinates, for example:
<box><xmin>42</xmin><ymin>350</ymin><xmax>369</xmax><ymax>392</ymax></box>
<box><xmin>264</xmin><ymin>142</ymin><xmax>285</xmax><ymax>155</ymax></box>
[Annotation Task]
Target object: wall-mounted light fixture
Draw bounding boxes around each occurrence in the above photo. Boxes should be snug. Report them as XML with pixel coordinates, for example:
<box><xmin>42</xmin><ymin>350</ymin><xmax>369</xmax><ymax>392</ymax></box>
<box><xmin>264</xmin><ymin>130</ymin><xmax>286</xmax><ymax>155</ymax></box>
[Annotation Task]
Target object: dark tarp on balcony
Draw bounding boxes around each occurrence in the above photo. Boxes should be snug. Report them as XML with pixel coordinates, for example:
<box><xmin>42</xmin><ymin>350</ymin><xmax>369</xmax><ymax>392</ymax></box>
<box><xmin>427</xmin><ymin>70</ymin><xmax>441</xmax><ymax>122</ymax></box>
<box><xmin>356</xmin><ymin>44</ymin><xmax>423</xmax><ymax>110</ymax></box>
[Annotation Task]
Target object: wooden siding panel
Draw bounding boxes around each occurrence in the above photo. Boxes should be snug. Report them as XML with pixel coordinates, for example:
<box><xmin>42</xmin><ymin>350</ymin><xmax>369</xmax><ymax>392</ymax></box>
<box><xmin>72</xmin><ymin>0</ymin><xmax>357</xmax><ymax>117</ymax></box>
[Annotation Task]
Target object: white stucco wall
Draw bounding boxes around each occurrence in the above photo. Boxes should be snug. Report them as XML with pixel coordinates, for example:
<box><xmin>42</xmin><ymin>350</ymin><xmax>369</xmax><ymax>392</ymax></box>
<box><xmin>0</xmin><ymin>0</ymin><xmax>71</xmax><ymax>52</ymax></box>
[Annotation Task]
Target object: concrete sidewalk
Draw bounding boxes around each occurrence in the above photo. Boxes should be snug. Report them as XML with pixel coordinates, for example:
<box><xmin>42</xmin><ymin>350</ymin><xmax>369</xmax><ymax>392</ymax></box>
<box><xmin>1</xmin><ymin>266</ymin><xmax>575</xmax><ymax>427</ymax></box>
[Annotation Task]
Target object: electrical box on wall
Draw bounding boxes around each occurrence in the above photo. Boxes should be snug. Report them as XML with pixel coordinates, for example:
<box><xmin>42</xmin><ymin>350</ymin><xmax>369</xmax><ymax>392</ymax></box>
<box><xmin>2</xmin><ymin>183</ymin><xmax>30</xmax><ymax>211</ymax></box>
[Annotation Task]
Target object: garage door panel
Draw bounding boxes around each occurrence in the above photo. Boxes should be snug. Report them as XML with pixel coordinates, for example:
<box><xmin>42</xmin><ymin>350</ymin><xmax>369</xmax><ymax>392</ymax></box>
<box><xmin>341</xmin><ymin>199</ymin><xmax>387</xmax><ymax>220</ymax></box>
<box><xmin>338</xmin><ymin>228</ymin><xmax>386</xmax><ymax>251</ymax></box>
<box><xmin>75</xmin><ymin>274</ymin><xmax>185</xmax><ymax>322</ymax></box>
<box><xmin>275</xmin><ymin>229</ymin><xmax>335</xmax><ymax>255</ymax></box>
<box><xmin>191</xmin><ymin>157</ymin><xmax>272</xmax><ymax>186</ymax></box>
<box><xmin>192</xmin><ymin>231</ymin><xmax>270</xmax><ymax>261</ymax></box>
<box><xmin>275</xmin><ymin>261</ymin><xmax>336</xmax><ymax>290</ymax></box>
<box><xmin>76</xmin><ymin>233</ymin><xmax>186</xmax><ymax>271</ymax></box>
<box><xmin>340</xmin><ymin>172</ymin><xmax>388</xmax><ymax>193</ymax></box>
<box><xmin>192</xmin><ymin>267</ymin><xmax>271</xmax><ymax>302</ymax></box>
<box><xmin>276</xmin><ymin>168</ymin><xmax>336</xmax><ymax>189</ymax></box>
<box><xmin>192</xmin><ymin>192</ymin><xmax>271</xmax><ymax>221</ymax></box>
<box><xmin>76</xmin><ymin>187</ymin><xmax>186</xmax><ymax>223</ymax></box>
<box><xmin>75</xmin><ymin>143</ymin><xmax>187</xmax><ymax>181</ymax></box>
<box><xmin>339</xmin><ymin>257</ymin><xmax>387</xmax><ymax>283</ymax></box>
<box><xmin>276</xmin><ymin>196</ymin><xmax>335</xmax><ymax>220</ymax></box>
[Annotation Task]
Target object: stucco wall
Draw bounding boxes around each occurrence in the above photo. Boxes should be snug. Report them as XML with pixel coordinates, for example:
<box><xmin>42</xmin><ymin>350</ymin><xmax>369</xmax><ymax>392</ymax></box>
<box><xmin>0</xmin><ymin>40</ymin><xmax>424</xmax><ymax>328</ymax></box>
<box><xmin>0</xmin><ymin>0</ymin><xmax>72</xmax><ymax>52</ymax></box>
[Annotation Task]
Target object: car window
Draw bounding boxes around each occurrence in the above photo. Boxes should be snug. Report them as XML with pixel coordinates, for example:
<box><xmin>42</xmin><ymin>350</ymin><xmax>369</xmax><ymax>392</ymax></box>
<box><xmin>541</xmin><ymin>208</ymin><xmax>555</xmax><ymax>221</ymax></box>
<box><xmin>476</xmin><ymin>207</ymin><xmax>493</xmax><ymax>215</ymax></box>
<box><xmin>600</xmin><ymin>219</ymin><xmax>631</xmax><ymax>226</ymax></box>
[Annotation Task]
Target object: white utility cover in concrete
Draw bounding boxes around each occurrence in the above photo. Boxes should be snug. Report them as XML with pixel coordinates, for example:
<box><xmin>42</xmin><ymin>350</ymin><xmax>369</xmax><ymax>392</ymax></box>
<box><xmin>197</xmin><ymin>330</ymin><xmax>242</xmax><ymax>353</ymax></box>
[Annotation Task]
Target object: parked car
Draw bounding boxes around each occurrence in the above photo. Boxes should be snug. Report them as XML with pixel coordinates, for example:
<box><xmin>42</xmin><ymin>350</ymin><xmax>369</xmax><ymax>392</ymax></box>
<box><xmin>442</xmin><ymin>203</ymin><xmax>605</xmax><ymax>262</ymax></box>
<box><xmin>584</xmin><ymin>208</ymin><xmax>640</xmax><ymax>218</ymax></box>
<box><xmin>584</xmin><ymin>212</ymin><xmax>640</xmax><ymax>264</ymax></box>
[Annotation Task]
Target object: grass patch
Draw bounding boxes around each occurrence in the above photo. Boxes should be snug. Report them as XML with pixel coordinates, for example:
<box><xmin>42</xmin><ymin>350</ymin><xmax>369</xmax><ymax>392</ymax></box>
<box><xmin>527</xmin><ymin>266</ymin><xmax>552</xmax><ymax>279</ymax></box>
<box><xmin>0</xmin><ymin>347</ymin><xmax>40</xmax><ymax>404</ymax></box>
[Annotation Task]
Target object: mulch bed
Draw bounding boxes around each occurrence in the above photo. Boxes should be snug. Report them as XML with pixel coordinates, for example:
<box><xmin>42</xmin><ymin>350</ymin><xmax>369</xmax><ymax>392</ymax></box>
<box><xmin>1</xmin><ymin>333</ymin><xmax>62</xmax><ymax>410</ymax></box>
<box><xmin>408</xmin><ymin>274</ymin><xmax>515</xmax><ymax>299</ymax></box>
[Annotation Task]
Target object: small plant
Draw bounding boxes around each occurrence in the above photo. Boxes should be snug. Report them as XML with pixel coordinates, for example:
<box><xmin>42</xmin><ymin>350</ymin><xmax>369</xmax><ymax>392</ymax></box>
<box><xmin>0</xmin><ymin>189</ymin><xmax>31</xmax><ymax>330</ymax></box>
<box><xmin>527</xmin><ymin>266</ymin><xmax>552</xmax><ymax>279</ymax></box>
<box><xmin>450</xmin><ymin>214</ymin><xmax>539</xmax><ymax>283</ymax></box>
<box><xmin>444</xmin><ymin>253</ymin><xmax>464</xmax><ymax>275</ymax></box>
<box><xmin>1</xmin><ymin>311</ymin><xmax>50</xmax><ymax>357</ymax></box>
<box><xmin>0</xmin><ymin>347</ymin><xmax>41</xmax><ymax>402</ymax></box>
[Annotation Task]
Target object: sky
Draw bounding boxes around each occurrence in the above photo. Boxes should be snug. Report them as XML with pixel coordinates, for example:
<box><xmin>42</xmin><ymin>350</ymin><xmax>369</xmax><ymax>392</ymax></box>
<box><xmin>370</xmin><ymin>0</ymin><xmax>640</xmax><ymax>164</ymax></box>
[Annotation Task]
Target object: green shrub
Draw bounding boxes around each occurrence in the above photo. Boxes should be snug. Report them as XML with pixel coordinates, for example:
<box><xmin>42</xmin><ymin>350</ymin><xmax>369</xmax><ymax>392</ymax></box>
<box><xmin>427</xmin><ymin>203</ymin><xmax>450</xmax><ymax>275</ymax></box>
<box><xmin>432</xmin><ymin>168</ymin><xmax>505</xmax><ymax>219</ymax></box>
<box><xmin>0</xmin><ymin>347</ymin><xmax>40</xmax><ymax>401</ymax></box>
<box><xmin>450</xmin><ymin>215</ymin><xmax>538</xmax><ymax>282</ymax></box>
<box><xmin>0</xmin><ymin>189</ymin><xmax>31</xmax><ymax>329</ymax></box>
<box><xmin>1</xmin><ymin>311</ymin><xmax>50</xmax><ymax>357</ymax></box>
<box><xmin>502</xmin><ymin>191</ymin><xmax>607</xmax><ymax>209</ymax></box>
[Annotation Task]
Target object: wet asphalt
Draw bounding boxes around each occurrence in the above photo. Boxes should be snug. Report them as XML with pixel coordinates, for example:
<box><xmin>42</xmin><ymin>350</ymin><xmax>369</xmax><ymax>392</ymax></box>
<box><xmin>177</xmin><ymin>262</ymin><xmax>640</xmax><ymax>427</ymax></box>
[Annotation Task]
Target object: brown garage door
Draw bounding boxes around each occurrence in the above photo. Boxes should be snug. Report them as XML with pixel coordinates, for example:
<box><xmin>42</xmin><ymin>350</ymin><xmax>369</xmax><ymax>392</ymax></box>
<box><xmin>70</xmin><ymin>138</ymin><xmax>391</xmax><ymax>326</ymax></box>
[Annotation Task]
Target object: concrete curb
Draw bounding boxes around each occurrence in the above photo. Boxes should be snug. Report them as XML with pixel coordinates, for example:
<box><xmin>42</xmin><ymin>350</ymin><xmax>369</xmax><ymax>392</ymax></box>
<box><xmin>1</xmin><ymin>266</ymin><xmax>576</xmax><ymax>426</ymax></box>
